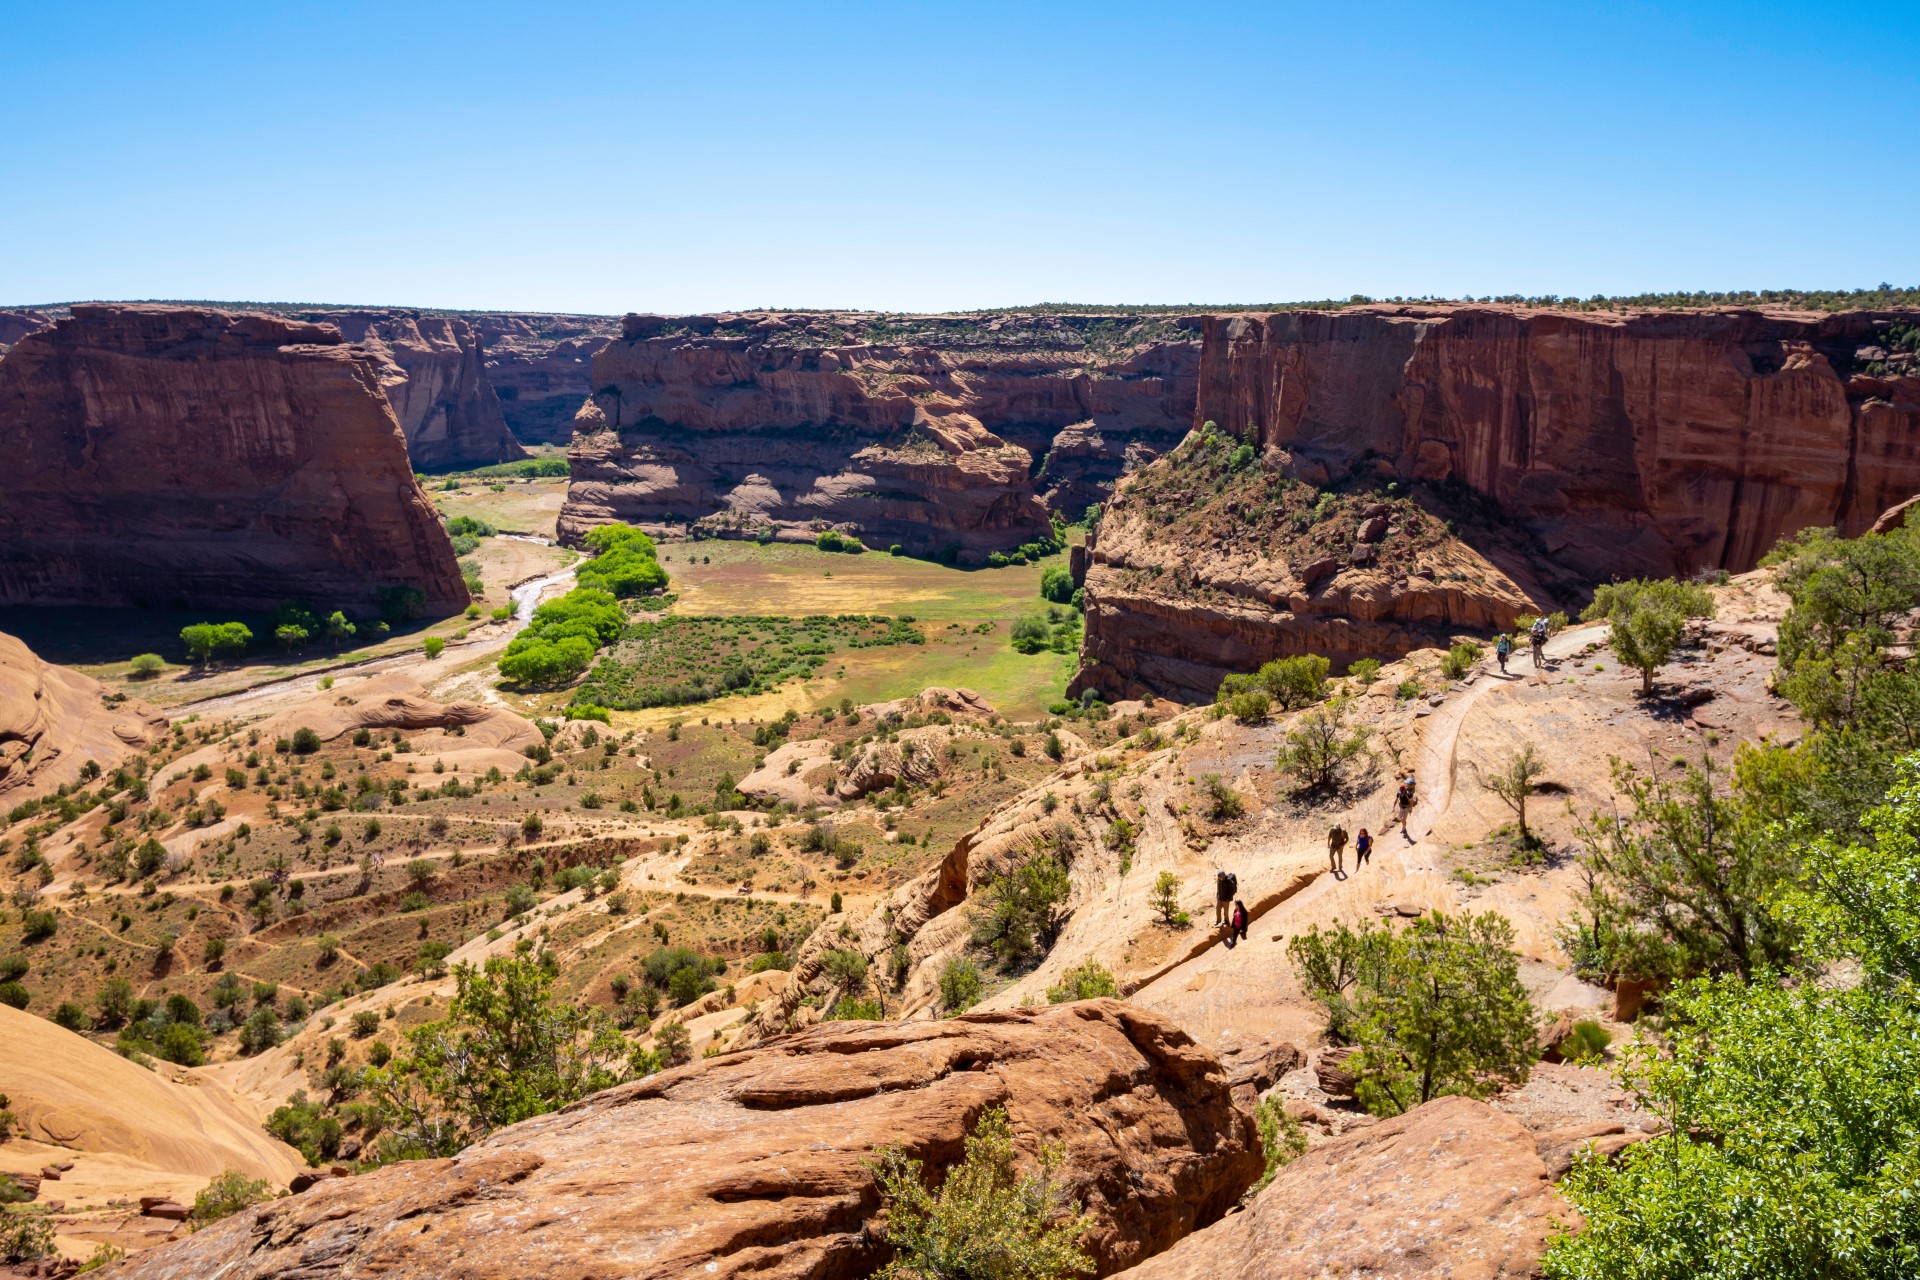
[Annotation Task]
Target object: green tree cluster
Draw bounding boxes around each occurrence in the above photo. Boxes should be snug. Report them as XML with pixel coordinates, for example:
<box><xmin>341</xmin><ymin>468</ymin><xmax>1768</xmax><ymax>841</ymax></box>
<box><xmin>576</xmin><ymin>523</ymin><xmax>669</xmax><ymax>597</ymax></box>
<box><xmin>497</xmin><ymin>588</ymin><xmax>625</xmax><ymax>687</ymax></box>
<box><xmin>180</xmin><ymin>621</ymin><xmax>252</xmax><ymax>666</ymax></box>
<box><xmin>970</xmin><ymin>854</ymin><xmax>1072</xmax><ymax>967</ymax></box>
<box><xmin>1218</xmin><ymin>653</ymin><xmax>1330</xmax><ymax>710</ymax></box>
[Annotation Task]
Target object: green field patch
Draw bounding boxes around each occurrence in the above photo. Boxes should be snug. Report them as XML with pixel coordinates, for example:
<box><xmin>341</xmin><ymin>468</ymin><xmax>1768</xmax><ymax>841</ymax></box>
<box><xmin>575</xmin><ymin>614</ymin><xmax>926</xmax><ymax>711</ymax></box>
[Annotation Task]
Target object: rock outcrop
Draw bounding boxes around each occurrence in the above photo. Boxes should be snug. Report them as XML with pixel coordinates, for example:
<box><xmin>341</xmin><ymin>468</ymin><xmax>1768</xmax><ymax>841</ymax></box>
<box><xmin>557</xmin><ymin>311</ymin><xmax>1200</xmax><ymax>558</ymax></box>
<box><xmin>1079</xmin><ymin>304</ymin><xmax>1920</xmax><ymax>699</ymax></box>
<box><xmin>1198</xmin><ymin>305</ymin><xmax>1920</xmax><ymax>577</ymax></box>
<box><xmin>465</xmin><ymin>312</ymin><xmax>622</xmax><ymax>445</ymax></box>
<box><xmin>110</xmin><ymin>1001</ymin><xmax>1261</xmax><ymax>1280</ymax></box>
<box><xmin>0</xmin><ymin>630</ymin><xmax>166</xmax><ymax>801</ymax></box>
<box><xmin>0</xmin><ymin>304</ymin><xmax>467</xmax><ymax>613</ymax></box>
<box><xmin>1112</xmin><ymin>1095</ymin><xmax>1565</xmax><ymax>1280</ymax></box>
<box><xmin>0</xmin><ymin>307</ymin><xmax>51</xmax><ymax>355</ymax></box>
<box><xmin>299</xmin><ymin>311</ymin><xmax>525</xmax><ymax>469</ymax></box>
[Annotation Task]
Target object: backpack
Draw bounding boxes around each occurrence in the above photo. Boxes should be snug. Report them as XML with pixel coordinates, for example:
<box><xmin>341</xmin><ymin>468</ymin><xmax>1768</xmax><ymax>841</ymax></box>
<box><xmin>1531</xmin><ymin>618</ymin><xmax>1548</xmax><ymax>639</ymax></box>
<box><xmin>1225</xmin><ymin>872</ymin><xmax>1238</xmax><ymax>898</ymax></box>
<box><xmin>1397</xmin><ymin>780</ymin><xmax>1414</xmax><ymax>806</ymax></box>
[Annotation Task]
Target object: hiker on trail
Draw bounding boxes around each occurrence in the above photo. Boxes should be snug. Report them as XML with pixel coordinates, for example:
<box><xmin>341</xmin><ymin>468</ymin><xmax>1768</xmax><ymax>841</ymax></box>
<box><xmin>1530</xmin><ymin>617</ymin><xmax>1549</xmax><ymax>668</ymax></box>
<box><xmin>1395</xmin><ymin>775</ymin><xmax>1416</xmax><ymax>834</ymax></box>
<box><xmin>1231</xmin><ymin>899</ymin><xmax>1249</xmax><ymax>942</ymax></box>
<box><xmin>1495</xmin><ymin>634</ymin><xmax>1512</xmax><ymax>674</ymax></box>
<box><xmin>1215</xmin><ymin>869</ymin><xmax>1237</xmax><ymax>926</ymax></box>
<box><xmin>1353</xmin><ymin>827</ymin><xmax>1373</xmax><ymax>869</ymax></box>
<box><xmin>1327</xmin><ymin>822</ymin><xmax>1349</xmax><ymax>874</ymax></box>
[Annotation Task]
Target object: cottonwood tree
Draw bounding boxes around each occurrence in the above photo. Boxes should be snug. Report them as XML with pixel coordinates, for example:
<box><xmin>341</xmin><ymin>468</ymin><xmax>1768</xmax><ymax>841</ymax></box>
<box><xmin>1582</xmin><ymin>578</ymin><xmax>1716</xmax><ymax>695</ymax></box>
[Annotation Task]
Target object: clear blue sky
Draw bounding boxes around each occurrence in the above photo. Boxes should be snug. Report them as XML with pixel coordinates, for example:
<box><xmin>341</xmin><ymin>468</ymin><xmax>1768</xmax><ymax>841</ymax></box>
<box><xmin>2</xmin><ymin>2</ymin><xmax>1914</xmax><ymax>314</ymax></box>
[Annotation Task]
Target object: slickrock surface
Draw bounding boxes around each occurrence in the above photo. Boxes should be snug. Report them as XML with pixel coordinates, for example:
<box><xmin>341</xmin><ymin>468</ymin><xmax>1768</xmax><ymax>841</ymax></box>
<box><xmin>1081</xmin><ymin>303</ymin><xmax>1920</xmax><ymax>698</ymax></box>
<box><xmin>0</xmin><ymin>304</ymin><xmax>467</xmax><ymax>613</ymax></box>
<box><xmin>108</xmin><ymin>1001</ymin><xmax>1260</xmax><ymax>1280</ymax></box>
<box><xmin>558</xmin><ymin>311</ymin><xmax>1200</xmax><ymax>558</ymax></box>
<box><xmin>1111</xmin><ymin>1095</ymin><xmax>1564</xmax><ymax>1280</ymax></box>
<box><xmin>0</xmin><ymin>629</ymin><xmax>165</xmax><ymax>801</ymax></box>
<box><xmin>300</xmin><ymin>310</ymin><xmax>525</xmax><ymax>469</ymax></box>
<box><xmin>0</xmin><ymin>1005</ymin><xmax>302</xmax><ymax>1209</ymax></box>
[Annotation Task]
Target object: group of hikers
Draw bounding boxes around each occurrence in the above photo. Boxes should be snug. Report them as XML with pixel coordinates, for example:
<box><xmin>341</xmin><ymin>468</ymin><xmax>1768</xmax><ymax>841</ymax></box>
<box><xmin>1493</xmin><ymin>616</ymin><xmax>1551</xmax><ymax>675</ymax></box>
<box><xmin>1212</xmin><ymin>770</ymin><xmax>1420</xmax><ymax>943</ymax></box>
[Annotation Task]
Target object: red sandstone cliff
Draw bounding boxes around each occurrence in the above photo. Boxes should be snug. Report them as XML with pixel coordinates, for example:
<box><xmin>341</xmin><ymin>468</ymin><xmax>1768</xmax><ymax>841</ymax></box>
<box><xmin>1196</xmin><ymin>306</ymin><xmax>1920</xmax><ymax>578</ymax></box>
<box><xmin>1076</xmin><ymin>305</ymin><xmax>1920</xmax><ymax>701</ymax></box>
<box><xmin>0</xmin><ymin>304</ymin><xmax>468</xmax><ymax>613</ymax></box>
<box><xmin>0</xmin><ymin>308</ymin><xmax>51</xmax><ymax>355</ymax></box>
<box><xmin>300</xmin><ymin>311</ymin><xmax>525</xmax><ymax>470</ymax></box>
<box><xmin>558</xmin><ymin>311</ymin><xmax>1200</xmax><ymax>558</ymax></box>
<box><xmin>466</xmin><ymin>311</ymin><xmax>621</xmax><ymax>445</ymax></box>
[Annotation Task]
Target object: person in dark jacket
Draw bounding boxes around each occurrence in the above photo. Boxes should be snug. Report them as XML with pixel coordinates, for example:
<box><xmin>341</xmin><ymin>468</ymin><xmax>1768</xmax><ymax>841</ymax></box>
<box><xmin>1230</xmin><ymin>899</ymin><xmax>1249</xmax><ymax>942</ymax></box>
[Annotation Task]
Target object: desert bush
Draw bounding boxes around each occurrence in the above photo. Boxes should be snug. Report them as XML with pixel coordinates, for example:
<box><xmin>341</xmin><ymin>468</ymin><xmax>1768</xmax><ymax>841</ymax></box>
<box><xmin>189</xmin><ymin>1170</ymin><xmax>272</xmax><ymax>1229</ymax></box>
<box><xmin>1045</xmin><ymin>959</ymin><xmax>1118</xmax><ymax>1004</ymax></box>
<box><xmin>1276</xmin><ymin>696</ymin><xmax>1371</xmax><ymax>794</ymax></box>
<box><xmin>868</xmin><ymin>1105</ymin><xmax>1089</xmax><ymax>1280</ymax></box>
<box><xmin>1440</xmin><ymin>642</ymin><xmax>1482</xmax><ymax>680</ymax></box>
<box><xmin>938</xmin><ymin>957</ymin><xmax>983</xmax><ymax>1015</ymax></box>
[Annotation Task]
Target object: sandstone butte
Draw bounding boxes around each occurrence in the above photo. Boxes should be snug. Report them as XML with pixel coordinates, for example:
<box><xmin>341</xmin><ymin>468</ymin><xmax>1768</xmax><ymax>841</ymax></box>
<box><xmin>0</xmin><ymin>304</ymin><xmax>468</xmax><ymax>614</ymax></box>
<box><xmin>107</xmin><ymin>1001</ymin><xmax>1261</xmax><ymax>1280</ymax></box>
<box><xmin>556</xmin><ymin>310</ymin><xmax>1199</xmax><ymax>559</ymax></box>
<box><xmin>1075</xmin><ymin>303</ymin><xmax>1920</xmax><ymax>700</ymax></box>
<box><xmin>298</xmin><ymin>310</ymin><xmax>527</xmax><ymax>470</ymax></box>
<box><xmin>0</xmin><ymin>629</ymin><xmax>166</xmax><ymax>802</ymax></box>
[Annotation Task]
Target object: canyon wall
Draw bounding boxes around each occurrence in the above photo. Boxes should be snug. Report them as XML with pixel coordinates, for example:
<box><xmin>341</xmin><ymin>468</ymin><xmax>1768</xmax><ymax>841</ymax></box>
<box><xmin>299</xmin><ymin>311</ymin><xmax>526</xmax><ymax>470</ymax></box>
<box><xmin>1078</xmin><ymin>305</ymin><xmax>1920</xmax><ymax>701</ymax></box>
<box><xmin>0</xmin><ymin>304</ymin><xmax>468</xmax><ymax>613</ymax></box>
<box><xmin>466</xmin><ymin>312</ymin><xmax>621</xmax><ymax>444</ymax></box>
<box><xmin>558</xmin><ymin>310</ymin><xmax>1201</xmax><ymax>558</ymax></box>
<box><xmin>0</xmin><ymin>307</ymin><xmax>51</xmax><ymax>355</ymax></box>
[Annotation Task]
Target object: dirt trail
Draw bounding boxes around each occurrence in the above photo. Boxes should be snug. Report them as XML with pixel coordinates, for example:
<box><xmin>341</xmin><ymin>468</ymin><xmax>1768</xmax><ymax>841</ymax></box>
<box><xmin>1128</xmin><ymin>626</ymin><xmax>1600</xmax><ymax>1049</ymax></box>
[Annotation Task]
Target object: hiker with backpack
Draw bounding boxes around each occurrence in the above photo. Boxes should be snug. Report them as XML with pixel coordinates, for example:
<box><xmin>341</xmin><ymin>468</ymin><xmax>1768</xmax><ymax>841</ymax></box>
<box><xmin>1495</xmin><ymin>633</ymin><xmax>1512</xmax><ymax>674</ymax></box>
<box><xmin>1327</xmin><ymin>822</ymin><xmax>1348</xmax><ymax>875</ymax></box>
<box><xmin>1530</xmin><ymin>616</ymin><xmax>1549</xmax><ymax>668</ymax></box>
<box><xmin>1215</xmin><ymin>869</ymin><xmax>1237</xmax><ymax>926</ymax></box>
<box><xmin>1394</xmin><ymin>774</ymin><xmax>1416</xmax><ymax>836</ymax></box>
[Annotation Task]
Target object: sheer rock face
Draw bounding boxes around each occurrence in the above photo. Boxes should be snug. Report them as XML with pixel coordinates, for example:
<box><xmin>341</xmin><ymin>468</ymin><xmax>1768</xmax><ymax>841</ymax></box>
<box><xmin>1112</xmin><ymin>1095</ymin><xmax>1565</xmax><ymax>1280</ymax></box>
<box><xmin>1079</xmin><ymin>304</ymin><xmax>1920</xmax><ymax>700</ymax></box>
<box><xmin>108</xmin><ymin>1001</ymin><xmax>1262</xmax><ymax>1280</ymax></box>
<box><xmin>1196</xmin><ymin>306</ymin><xmax>1920</xmax><ymax>576</ymax></box>
<box><xmin>0</xmin><ymin>630</ymin><xmax>165</xmax><ymax>801</ymax></box>
<box><xmin>0</xmin><ymin>304</ymin><xmax>467</xmax><ymax>613</ymax></box>
<box><xmin>300</xmin><ymin>311</ymin><xmax>526</xmax><ymax>469</ymax></box>
<box><xmin>557</xmin><ymin>311</ymin><xmax>1201</xmax><ymax>559</ymax></box>
<box><xmin>466</xmin><ymin>312</ymin><xmax>622</xmax><ymax>445</ymax></box>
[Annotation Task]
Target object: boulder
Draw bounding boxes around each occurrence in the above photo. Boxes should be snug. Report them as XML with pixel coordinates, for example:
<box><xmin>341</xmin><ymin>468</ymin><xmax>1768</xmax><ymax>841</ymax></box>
<box><xmin>1314</xmin><ymin>1045</ymin><xmax>1360</xmax><ymax>1099</ymax></box>
<box><xmin>139</xmin><ymin>1197</ymin><xmax>190</xmax><ymax>1221</ymax></box>
<box><xmin>1218</xmin><ymin>1036</ymin><xmax>1304</xmax><ymax>1108</ymax></box>
<box><xmin>107</xmin><ymin>1001</ymin><xmax>1262</xmax><ymax>1280</ymax></box>
<box><xmin>1535</xmin><ymin>1120</ymin><xmax>1659</xmax><ymax>1180</ymax></box>
<box><xmin>1111</xmin><ymin>1096</ymin><xmax>1564</xmax><ymax>1280</ymax></box>
<box><xmin>1</xmin><ymin>630</ymin><xmax>166</xmax><ymax>802</ymax></box>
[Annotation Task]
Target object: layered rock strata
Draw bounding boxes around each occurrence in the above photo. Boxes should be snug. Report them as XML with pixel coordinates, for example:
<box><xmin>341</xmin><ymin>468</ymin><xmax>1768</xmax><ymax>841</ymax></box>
<box><xmin>0</xmin><ymin>629</ymin><xmax>166</xmax><ymax>800</ymax></box>
<box><xmin>466</xmin><ymin>312</ymin><xmax>621</xmax><ymax>445</ymax></box>
<box><xmin>110</xmin><ymin>1001</ymin><xmax>1261</xmax><ymax>1280</ymax></box>
<box><xmin>299</xmin><ymin>310</ymin><xmax>525</xmax><ymax>469</ymax></box>
<box><xmin>558</xmin><ymin>311</ymin><xmax>1201</xmax><ymax>558</ymax></box>
<box><xmin>0</xmin><ymin>304</ymin><xmax>467</xmax><ymax>613</ymax></box>
<box><xmin>1079</xmin><ymin>304</ymin><xmax>1920</xmax><ymax>700</ymax></box>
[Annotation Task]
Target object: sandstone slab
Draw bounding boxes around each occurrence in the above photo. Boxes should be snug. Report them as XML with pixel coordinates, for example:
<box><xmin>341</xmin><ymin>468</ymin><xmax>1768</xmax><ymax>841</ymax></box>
<box><xmin>109</xmin><ymin>1001</ymin><xmax>1261</xmax><ymax>1280</ymax></box>
<box><xmin>1112</xmin><ymin>1095</ymin><xmax>1564</xmax><ymax>1280</ymax></box>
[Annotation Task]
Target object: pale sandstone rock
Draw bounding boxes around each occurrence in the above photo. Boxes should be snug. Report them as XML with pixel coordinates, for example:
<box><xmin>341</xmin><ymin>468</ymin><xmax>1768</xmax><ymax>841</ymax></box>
<box><xmin>0</xmin><ymin>630</ymin><xmax>166</xmax><ymax>801</ymax></box>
